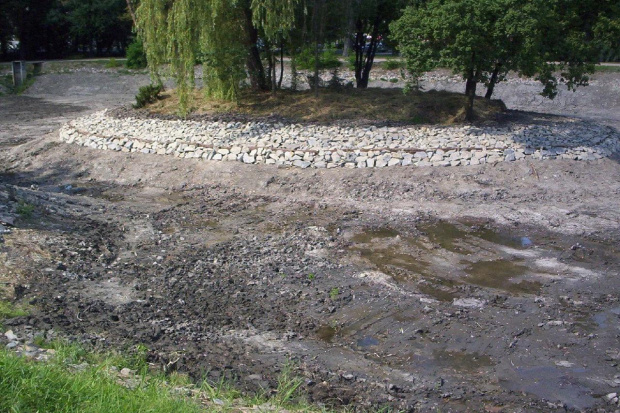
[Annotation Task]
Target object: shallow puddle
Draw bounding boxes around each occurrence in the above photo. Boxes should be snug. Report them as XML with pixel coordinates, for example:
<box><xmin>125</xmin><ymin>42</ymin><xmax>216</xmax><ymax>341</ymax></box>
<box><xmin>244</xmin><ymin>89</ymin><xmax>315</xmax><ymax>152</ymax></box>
<box><xmin>316</xmin><ymin>325</ymin><xmax>336</xmax><ymax>343</ymax></box>
<box><xmin>473</xmin><ymin>226</ymin><xmax>533</xmax><ymax>248</ymax></box>
<box><xmin>357</xmin><ymin>336</ymin><xmax>380</xmax><ymax>348</ymax></box>
<box><xmin>464</xmin><ymin>259</ymin><xmax>542</xmax><ymax>294</ymax></box>
<box><xmin>417</xmin><ymin>279</ymin><xmax>460</xmax><ymax>302</ymax></box>
<box><xmin>358</xmin><ymin>248</ymin><xmax>427</xmax><ymax>282</ymax></box>
<box><xmin>348</xmin><ymin>221</ymin><xmax>597</xmax><ymax>301</ymax></box>
<box><xmin>351</xmin><ymin>228</ymin><xmax>400</xmax><ymax>244</ymax></box>
<box><xmin>432</xmin><ymin>349</ymin><xmax>494</xmax><ymax>372</ymax></box>
<box><xmin>418</xmin><ymin>221</ymin><xmax>472</xmax><ymax>253</ymax></box>
<box><xmin>503</xmin><ymin>365</ymin><xmax>596</xmax><ymax>410</ymax></box>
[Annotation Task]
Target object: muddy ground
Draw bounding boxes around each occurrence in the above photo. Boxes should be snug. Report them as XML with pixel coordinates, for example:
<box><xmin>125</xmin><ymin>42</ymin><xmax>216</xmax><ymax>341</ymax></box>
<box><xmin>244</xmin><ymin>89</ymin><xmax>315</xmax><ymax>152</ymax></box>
<box><xmin>1</xmin><ymin>67</ymin><xmax>620</xmax><ymax>412</ymax></box>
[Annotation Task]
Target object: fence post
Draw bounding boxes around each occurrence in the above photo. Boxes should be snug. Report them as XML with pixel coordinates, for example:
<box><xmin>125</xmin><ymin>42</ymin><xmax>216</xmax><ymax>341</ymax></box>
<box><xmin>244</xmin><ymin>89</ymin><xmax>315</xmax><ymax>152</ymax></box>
<box><xmin>12</xmin><ymin>61</ymin><xmax>27</xmax><ymax>87</ymax></box>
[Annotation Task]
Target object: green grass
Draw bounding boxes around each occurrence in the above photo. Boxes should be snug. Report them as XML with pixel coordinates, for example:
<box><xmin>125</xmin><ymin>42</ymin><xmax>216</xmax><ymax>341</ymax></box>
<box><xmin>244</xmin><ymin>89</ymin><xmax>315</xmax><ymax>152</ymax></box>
<box><xmin>0</xmin><ymin>349</ymin><xmax>204</xmax><ymax>413</ymax></box>
<box><xmin>0</xmin><ymin>301</ymin><xmax>29</xmax><ymax>319</ymax></box>
<box><xmin>0</xmin><ymin>73</ymin><xmax>38</xmax><ymax>95</ymax></box>
<box><xmin>105</xmin><ymin>58</ymin><xmax>121</xmax><ymax>68</ymax></box>
<box><xmin>595</xmin><ymin>64</ymin><xmax>620</xmax><ymax>73</ymax></box>
<box><xmin>0</xmin><ymin>300</ymin><xmax>30</xmax><ymax>330</ymax></box>
<box><xmin>0</xmin><ymin>340</ymin><xmax>334</xmax><ymax>413</ymax></box>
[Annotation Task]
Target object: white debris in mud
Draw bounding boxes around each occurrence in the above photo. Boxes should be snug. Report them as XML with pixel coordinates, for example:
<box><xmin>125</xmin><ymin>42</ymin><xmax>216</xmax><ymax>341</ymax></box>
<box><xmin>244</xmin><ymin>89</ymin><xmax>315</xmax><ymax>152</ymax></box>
<box><xmin>58</xmin><ymin>110</ymin><xmax>620</xmax><ymax>169</ymax></box>
<box><xmin>452</xmin><ymin>298</ymin><xmax>486</xmax><ymax>308</ymax></box>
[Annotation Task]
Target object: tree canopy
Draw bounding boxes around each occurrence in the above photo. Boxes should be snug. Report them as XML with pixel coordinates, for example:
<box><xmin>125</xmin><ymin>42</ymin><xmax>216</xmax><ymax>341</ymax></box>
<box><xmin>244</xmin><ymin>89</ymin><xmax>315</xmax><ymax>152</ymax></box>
<box><xmin>136</xmin><ymin>0</ymin><xmax>301</xmax><ymax>112</ymax></box>
<box><xmin>0</xmin><ymin>0</ymin><xmax>133</xmax><ymax>60</ymax></box>
<box><xmin>391</xmin><ymin>0</ymin><xmax>618</xmax><ymax>120</ymax></box>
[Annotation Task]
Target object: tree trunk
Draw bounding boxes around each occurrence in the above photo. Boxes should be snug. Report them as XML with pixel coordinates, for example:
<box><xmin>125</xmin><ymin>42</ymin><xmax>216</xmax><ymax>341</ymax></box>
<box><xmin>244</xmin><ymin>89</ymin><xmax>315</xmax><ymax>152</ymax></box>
<box><xmin>312</xmin><ymin>0</ymin><xmax>325</xmax><ymax>97</ymax></box>
<box><xmin>342</xmin><ymin>37</ymin><xmax>351</xmax><ymax>57</ymax></box>
<box><xmin>243</xmin><ymin>7</ymin><xmax>268</xmax><ymax>91</ymax></box>
<box><xmin>465</xmin><ymin>70</ymin><xmax>478</xmax><ymax>122</ymax></box>
<box><xmin>342</xmin><ymin>0</ymin><xmax>354</xmax><ymax>57</ymax></box>
<box><xmin>358</xmin><ymin>16</ymin><xmax>381</xmax><ymax>89</ymax></box>
<box><xmin>353</xmin><ymin>21</ymin><xmax>365</xmax><ymax>87</ymax></box>
<box><xmin>0</xmin><ymin>34</ymin><xmax>8</xmax><ymax>60</ymax></box>
<box><xmin>313</xmin><ymin>42</ymin><xmax>320</xmax><ymax>96</ymax></box>
<box><xmin>485</xmin><ymin>63</ymin><xmax>501</xmax><ymax>99</ymax></box>
<box><xmin>465</xmin><ymin>74</ymin><xmax>476</xmax><ymax>96</ymax></box>
<box><xmin>271</xmin><ymin>51</ymin><xmax>277</xmax><ymax>95</ymax></box>
<box><xmin>278</xmin><ymin>40</ymin><xmax>284</xmax><ymax>89</ymax></box>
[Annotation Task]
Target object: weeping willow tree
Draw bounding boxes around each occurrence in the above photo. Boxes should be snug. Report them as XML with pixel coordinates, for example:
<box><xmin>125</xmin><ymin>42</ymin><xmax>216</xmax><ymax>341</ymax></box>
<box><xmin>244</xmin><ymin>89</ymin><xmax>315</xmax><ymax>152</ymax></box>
<box><xmin>136</xmin><ymin>0</ymin><xmax>298</xmax><ymax>114</ymax></box>
<box><xmin>252</xmin><ymin>0</ymin><xmax>298</xmax><ymax>92</ymax></box>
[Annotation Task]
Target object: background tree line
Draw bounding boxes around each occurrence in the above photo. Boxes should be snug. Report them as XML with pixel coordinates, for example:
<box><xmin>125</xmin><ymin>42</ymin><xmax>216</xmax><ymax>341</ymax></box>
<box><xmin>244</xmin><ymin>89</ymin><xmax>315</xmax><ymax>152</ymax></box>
<box><xmin>0</xmin><ymin>0</ymin><xmax>133</xmax><ymax>60</ymax></box>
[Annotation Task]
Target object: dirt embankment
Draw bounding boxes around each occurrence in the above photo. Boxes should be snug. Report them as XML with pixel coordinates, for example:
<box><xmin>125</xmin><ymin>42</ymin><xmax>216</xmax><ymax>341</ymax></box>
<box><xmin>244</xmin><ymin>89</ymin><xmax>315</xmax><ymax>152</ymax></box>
<box><xmin>1</xmin><ymin>67</ymin><xmax>620</xmax><ymax>411</ymax></box>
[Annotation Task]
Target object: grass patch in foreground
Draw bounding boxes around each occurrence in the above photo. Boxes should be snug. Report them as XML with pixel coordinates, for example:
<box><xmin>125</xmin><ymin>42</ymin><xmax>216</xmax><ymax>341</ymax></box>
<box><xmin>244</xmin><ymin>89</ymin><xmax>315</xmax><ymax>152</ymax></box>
<box><xmin>0</xmin><ymin>341</ymin><xmax>332</xmax><ymax>413</ymax></box>
<box><xmin>147</xmin><ymin>88</ymin><xmax>505</xmax><ymax>124</ymax></box>
<box><xmin>0</xmin><ymin>348</ymin><xmax>203</xmax><ymax>413</ymax></box>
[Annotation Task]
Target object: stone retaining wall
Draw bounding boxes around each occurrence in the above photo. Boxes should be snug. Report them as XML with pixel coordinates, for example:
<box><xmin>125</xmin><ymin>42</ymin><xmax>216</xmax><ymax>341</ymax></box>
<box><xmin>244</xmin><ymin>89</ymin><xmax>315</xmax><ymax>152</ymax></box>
<box><xmin>59</xmin><ymin>110</ymin><xmax>620</xmax><ymax>169</ymax></box>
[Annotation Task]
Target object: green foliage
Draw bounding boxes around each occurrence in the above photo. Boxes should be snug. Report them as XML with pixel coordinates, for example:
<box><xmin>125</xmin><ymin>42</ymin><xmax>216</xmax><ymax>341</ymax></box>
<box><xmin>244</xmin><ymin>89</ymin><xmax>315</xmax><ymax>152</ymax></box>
<box><xmin>0</xmin><ymin>349</ymin><xmax>204</xmax><ymax>413</ymax></box>
<box><xmin>296</xmin><ymin>47</ymin><xmax>341</xmax><ymax>71</ymax></box>
<box><xmin>0</xmin><ymin>72</ymin><xmax>38</xmax><ymax>95</ymax></box>
<box><xmin>382</xmin><ymin>59</ymin><xmax>405</xmax><ymax>70</ymax></box>
<box><xmin>347</xmin><ymin>53</ymin><xmax>357</xmax><ymax>71</ymax></box>
<box><xmin>329</xmin><ymin>287</ymin><xmax>339</xmax><ymax>300</ymax></box>
<box><xmin>126</xmin><ymin>39</ymin><xmax>147</xmax><ymax>69</ymax></box>
<box><xmin>136</xmin><ymin>0</ymin><xmax>301</xmax><ymax>114</ymax></box>
<box><xmin>348</xmin><ymin>0</ymin><xmax>407</xmax><ymax>88</ymax></box>
<box><xmin>16</xmin><ymin>200</ymin><xmax>34</xmax><ymax>218</ymax></box>
<box><xmin>105</xmin><ymin>58</ymin><xmax>120</xmax><ymax>68</ymax></box>
<box><xmin>0</xmin><ymin>300</ymin><xmax>29</xmax><ymax>320</ymax></box>
<box><xmin>251</xmin><ymin>0</ymin><xmax>299</xmax><ymax>42</ymax></box>
<box><xmin>133</xmin><ymin>84</ymin><xmax>163</xmax><ymax>109</ymax></box>
<box><xmin>391</xmin><ymin>0</ymin><xmax>606</xmax><ymax>102</ymax></box>
<box><xmin>65</xmin><ymin>0</ymin><xmax>133</xmax><ymax>57</ymax></box>
<box><xmin>274</xmin><ymin>362</ymin><xmax>304</xmax><ymax>406</ymax></box>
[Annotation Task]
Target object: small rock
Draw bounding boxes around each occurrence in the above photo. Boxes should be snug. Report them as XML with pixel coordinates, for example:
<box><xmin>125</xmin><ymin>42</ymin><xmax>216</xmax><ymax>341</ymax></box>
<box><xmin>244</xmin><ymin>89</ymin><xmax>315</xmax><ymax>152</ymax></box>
<box><xmin>119</xmin><ymin>367</ymin><xmax>134</xmax><ymax>377</ymax></box>
<box><xmin>4</xmin><ymin>330</ymin><xmax>18</xmax><ymax>341</ymax></box>
<box><xmin>292</xmin><ymin>160</ymin><xmax>311</xmax><ymax>169</ymax></box>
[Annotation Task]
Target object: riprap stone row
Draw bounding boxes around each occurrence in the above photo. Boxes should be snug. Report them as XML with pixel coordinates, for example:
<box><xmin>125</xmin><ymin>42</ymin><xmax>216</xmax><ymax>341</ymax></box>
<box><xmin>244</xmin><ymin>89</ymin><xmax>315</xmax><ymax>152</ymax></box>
<box><xmin>59</xmin><ymin>110</ymin><xmax>620</xmax><ymax>169</ymax></box>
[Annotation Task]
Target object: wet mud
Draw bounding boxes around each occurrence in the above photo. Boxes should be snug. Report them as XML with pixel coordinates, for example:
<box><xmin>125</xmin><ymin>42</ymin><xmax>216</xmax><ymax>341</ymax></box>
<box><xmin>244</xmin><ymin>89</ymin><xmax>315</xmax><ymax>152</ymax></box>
<box><xmin>1</xmin><ymin>177</ymin><xmax>619</xmax><ymax>412</ymax></box>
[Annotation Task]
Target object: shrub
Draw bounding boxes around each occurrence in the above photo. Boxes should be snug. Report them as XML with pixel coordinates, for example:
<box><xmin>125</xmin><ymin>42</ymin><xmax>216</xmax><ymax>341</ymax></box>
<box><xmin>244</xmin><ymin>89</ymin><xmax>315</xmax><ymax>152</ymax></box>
<box><xmin>296</xmin><ymin>46</ymin><xmax>341</xmax><ymax>71</ymax></box>
<box><xmin>134</xmin><ymin>84</ymin><xmax>163</xmax><ymax>109</ymax></box>
<box><xmin>16</xmin><ymin>200</ymin><xmax>34</xmax><ymax>218</ymax></box>
<box><xmin>126</xmin><ymin>39</ymin><xmax>147</xmax><ymax>69</ymax></box>
<box><xmin>105</xmin><ymin>58</ymin><xmax>120</xmax><ymax>68</ymax></box>
<box><xmin>382</xmin><ymin>59</ymin><xmax>405</xmax><ymax>70</ymax></box>
<box><xmin>347</xmin><ymin>53</ymin><xmax>357</xmax><ymax>70</ymax></box>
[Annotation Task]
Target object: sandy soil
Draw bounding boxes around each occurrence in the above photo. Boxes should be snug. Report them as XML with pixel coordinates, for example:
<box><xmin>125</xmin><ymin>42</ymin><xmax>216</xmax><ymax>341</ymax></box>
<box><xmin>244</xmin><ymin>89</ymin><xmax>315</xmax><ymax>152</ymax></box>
<box><xmin>1</xmin><ymin>67</ymin><xmax>620</xmax><ymax>412</ymax></box>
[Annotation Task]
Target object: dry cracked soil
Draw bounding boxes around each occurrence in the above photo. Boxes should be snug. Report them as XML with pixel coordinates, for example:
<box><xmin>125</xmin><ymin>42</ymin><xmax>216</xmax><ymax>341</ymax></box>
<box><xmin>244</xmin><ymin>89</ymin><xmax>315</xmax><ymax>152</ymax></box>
<box><xmin>1</xmin><ymin>67</ymin><xmax>620</xmax><ymax>412</ymax></box>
